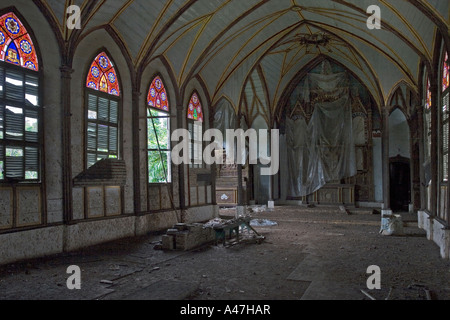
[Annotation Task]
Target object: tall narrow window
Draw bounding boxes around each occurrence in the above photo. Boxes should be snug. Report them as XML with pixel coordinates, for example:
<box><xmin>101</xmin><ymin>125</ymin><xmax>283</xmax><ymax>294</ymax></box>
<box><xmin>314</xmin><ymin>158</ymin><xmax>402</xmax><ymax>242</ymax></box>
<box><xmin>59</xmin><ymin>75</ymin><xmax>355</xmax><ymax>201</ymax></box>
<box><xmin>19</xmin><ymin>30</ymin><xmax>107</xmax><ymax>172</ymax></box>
<box><xmin>147</xmin><ymin>76</ymin><xmax>171</xmax><ymax>183</ymax></box>
<box><xmin>425</xmin><ymin>76</ymin><xmax>432</xmax><ymax>160</ymax></box>
<box><xmin>0</xmin><ymin>12</ymin><xmax>40</xmax><ymax>182</ymax></box>
<box><xmin>187</xmin><ymin>92</ymin><xmax>204</xmax><ymax>168</ymax></box>
<box><xmin>442</xmin><ymin>51</ymin><xmax>450</xmax><ymax>182</ymax></box>
<box><xmin>85</xmin><ymin>52</ymin><xmax>120</xmax><ymax>168</ymax></box>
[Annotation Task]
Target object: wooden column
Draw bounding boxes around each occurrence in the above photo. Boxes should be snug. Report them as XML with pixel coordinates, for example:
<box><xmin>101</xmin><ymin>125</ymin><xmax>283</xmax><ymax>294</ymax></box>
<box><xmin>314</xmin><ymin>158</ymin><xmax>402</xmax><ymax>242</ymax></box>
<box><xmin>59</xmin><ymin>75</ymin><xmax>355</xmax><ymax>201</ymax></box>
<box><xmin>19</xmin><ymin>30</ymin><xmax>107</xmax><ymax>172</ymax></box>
<box><xmin>60</xmin><ymin>65</ymin><xmax>74</xmax><ymax>224</ymax></box>
<box><xmin>447</xmin><ymin>100</ymin><xmax>450</xmax><ymax>227</ymax></box>
<box><xmin>381</xmin><ymin>107</ymin><xmax>391</xmax><ymax>210</ymax></box>
<box><xmin>236</xmin><ymin>113</ymin><xmax>245</xmax><ymax>215</ymax></box>
<box><xmin>267</xmin><ymin>128</ymin><xmax>274</xmax><ymax>206</ymax></box>
<box><xmin>132</xmin><ymin>90</ymin><xmax>142</xmax><ymax>214</ymax></box>
<box><xmin>430</xmin><ymin>84</ymin><xmax>438</xmax><ymax>216</ymax></box>
<box><xmin>237</xmin><ymin>164</ymin><xmax>244</xmax><ymax>206</ymax></box>
<box><xmin>367</xmin><ymin>107</ymin><xmax>375</xmax><ymax>201</ymax></box>
<box><xmin>417</xmin><ymin>107</ymin><xmax>427</xmax><ymax>210</ymax></box>
<box><xmin>209</xmin><ymin>108</ymin><xmax>217</xmax><ymax>206</ymax></box>
<box><xmin>177</xmin><ymin>104</ymin><xmax>186</xmax><ymax>210</ymax></box>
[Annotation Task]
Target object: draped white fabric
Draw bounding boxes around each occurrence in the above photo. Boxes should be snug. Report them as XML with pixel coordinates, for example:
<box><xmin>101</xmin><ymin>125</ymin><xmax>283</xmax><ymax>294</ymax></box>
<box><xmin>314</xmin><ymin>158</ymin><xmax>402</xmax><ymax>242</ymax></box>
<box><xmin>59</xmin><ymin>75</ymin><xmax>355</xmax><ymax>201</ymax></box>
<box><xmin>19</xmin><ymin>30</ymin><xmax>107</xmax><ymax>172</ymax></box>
<box><xmin>214</xmin><ymin>102</ymin><xmax>237</xmax><ymax>148</ymax></box>
<box><xmin>286</xmin><ymin>64</ymin><xmax>356</xmax><ymax>197</ymax></box>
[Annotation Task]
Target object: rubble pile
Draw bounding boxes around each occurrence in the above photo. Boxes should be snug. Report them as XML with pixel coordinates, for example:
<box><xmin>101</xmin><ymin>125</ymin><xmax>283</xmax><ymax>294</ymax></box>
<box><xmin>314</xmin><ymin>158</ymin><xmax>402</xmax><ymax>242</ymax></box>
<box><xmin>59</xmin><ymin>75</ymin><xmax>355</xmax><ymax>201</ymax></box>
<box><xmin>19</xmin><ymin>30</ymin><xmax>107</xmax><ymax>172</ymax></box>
<box><xmin>160</xmin><ymin>223</ymin><xmax>215</xmax><ymax>251</ymax></box>
<box><xmin>159</xmin><ymin>206</ymin><xmax>274</xmax><ymax>251</ymax></box>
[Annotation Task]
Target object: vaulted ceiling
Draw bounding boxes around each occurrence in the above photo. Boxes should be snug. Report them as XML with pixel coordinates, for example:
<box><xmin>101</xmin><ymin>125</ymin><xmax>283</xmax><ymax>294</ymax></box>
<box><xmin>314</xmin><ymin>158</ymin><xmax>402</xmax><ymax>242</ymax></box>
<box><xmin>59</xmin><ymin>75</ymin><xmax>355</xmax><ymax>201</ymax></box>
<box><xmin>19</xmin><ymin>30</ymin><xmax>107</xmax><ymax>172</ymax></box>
<box><xmin>35</xmin><ymin>0</ymin><xmax>449</xmax><ymax>126</ymax></box>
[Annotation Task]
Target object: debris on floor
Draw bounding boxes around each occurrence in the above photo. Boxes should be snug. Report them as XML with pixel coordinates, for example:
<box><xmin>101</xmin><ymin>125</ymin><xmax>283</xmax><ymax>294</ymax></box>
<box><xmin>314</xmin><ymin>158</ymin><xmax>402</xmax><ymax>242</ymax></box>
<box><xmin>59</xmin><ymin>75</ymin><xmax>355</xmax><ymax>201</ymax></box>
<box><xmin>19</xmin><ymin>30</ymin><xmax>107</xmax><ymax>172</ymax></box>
<box><xmin>211</xmin><ymin>216</ymin><xmax>266</xmax><ymax>247</ymax></box>
<box><xmin>250</xmin><ymin>219</ymin><xmax>278</xmax><ymax>227</ymax></box>
<box><xmin>339</xmin><ymin>205</ymin><xmax>351</xmax><ymax>215</ymax></box>
<box><xmin>157</xmin><ymin>215</ymin><xmax>268</xmax><ymax>251</ymax></box>
<box><xmin>158</xmin><ymin>223</ymin><xmax>215</xmax><ymax>251</ymax></box>
<box><xmin>380</xmin><ymin>213</ymin><xmax>404</xmax><ymax>236</ymax></box>
<box><xmin>247</xmin><ymin>205</ymin><xmax>268</xmax><ymax>214</ymax></box>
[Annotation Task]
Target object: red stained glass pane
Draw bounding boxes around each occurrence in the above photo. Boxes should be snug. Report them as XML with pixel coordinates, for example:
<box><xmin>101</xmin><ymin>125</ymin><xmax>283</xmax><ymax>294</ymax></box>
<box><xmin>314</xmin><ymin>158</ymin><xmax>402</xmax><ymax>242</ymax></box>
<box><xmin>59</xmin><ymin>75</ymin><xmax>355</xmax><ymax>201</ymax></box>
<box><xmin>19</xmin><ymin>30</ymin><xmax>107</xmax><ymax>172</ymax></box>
<box><xmin>187</xmin><ymin>92</ymin><xmax>203</xmax><ymax>122</ymax></box>
<box><xmin>0</xmin><ymin>12</ymin><xmax>39</xmax><ymax>71</ymax></box>
<box><xmin>443</xmin><ymin>51</ymin><xmax>449</xmax><ymax>92</ymax></box>
<box><xmin>147</xmin><ymin>76</ymin><xmax>169</xmax><ymax>112</ymax></box>
<box><xmin>426</xmin><ymin>77</ymin><xmax>432</xmax><ymax>110</ymax></box>
<box><xmin>85</xmin><ymin>52</ymin><xmax>120</xmax><ymax>96</ymax></box>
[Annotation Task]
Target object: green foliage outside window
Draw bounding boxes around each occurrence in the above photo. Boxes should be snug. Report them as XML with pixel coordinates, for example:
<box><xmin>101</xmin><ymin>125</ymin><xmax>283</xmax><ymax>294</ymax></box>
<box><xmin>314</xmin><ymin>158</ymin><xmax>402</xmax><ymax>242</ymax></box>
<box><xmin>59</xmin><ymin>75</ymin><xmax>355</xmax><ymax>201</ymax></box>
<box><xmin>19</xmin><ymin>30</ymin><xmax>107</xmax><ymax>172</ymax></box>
<box><xmin>148</xmin><ymin>109</ymin><xmax>171</xmax><ymax>183</ymax></box>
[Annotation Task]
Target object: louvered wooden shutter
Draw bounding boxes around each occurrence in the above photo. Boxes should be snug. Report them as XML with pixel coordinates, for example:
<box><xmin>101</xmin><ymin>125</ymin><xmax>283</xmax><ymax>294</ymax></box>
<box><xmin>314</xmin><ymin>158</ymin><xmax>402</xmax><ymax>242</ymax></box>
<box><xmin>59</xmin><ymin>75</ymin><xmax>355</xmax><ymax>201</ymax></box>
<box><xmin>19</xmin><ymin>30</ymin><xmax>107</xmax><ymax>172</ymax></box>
<box><xmin>0</xmin><ymin>64</ymin><xmax>41</xmax><ymax>181</ymax></box>
<box><xmin>86</xmin><ymin>92</ymin><xmax>119</xmax><ymax>168</ymax></box>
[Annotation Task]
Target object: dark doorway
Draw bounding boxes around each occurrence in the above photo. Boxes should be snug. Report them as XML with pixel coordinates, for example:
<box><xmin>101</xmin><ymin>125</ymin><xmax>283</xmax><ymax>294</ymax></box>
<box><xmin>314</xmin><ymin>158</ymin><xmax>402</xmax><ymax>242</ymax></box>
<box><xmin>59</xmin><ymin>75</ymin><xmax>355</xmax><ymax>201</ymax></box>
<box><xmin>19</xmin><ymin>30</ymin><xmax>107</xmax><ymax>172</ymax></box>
<box><xmin>390</xmin><ymin>156</ymin><xmax>411</xmax><ymax>212</ymax></box>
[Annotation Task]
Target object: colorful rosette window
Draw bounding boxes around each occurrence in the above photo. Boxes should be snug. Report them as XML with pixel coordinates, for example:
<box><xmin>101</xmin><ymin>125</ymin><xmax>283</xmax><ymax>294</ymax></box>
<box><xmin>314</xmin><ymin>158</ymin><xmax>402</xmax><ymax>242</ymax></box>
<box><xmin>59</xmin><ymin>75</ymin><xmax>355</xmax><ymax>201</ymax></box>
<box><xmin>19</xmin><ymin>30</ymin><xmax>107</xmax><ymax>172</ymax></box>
<box><xmin>187</xmin><ymin>92</ymin><xmax>203</xmax><ymax>122</ymax></box>
<box><xmin>86</xmin><ymin>52</ymin><xmax>120</xmax><ymax>97</ymax></box>
<box><xmin>0</xmin><ymin>12</ymin><xmax>39</xmax><ymax>71</ymax></box>
<box><xmin>147</xmin><ymin>76</ymin><xmax>169</xmax><ymax>112</ymax></box>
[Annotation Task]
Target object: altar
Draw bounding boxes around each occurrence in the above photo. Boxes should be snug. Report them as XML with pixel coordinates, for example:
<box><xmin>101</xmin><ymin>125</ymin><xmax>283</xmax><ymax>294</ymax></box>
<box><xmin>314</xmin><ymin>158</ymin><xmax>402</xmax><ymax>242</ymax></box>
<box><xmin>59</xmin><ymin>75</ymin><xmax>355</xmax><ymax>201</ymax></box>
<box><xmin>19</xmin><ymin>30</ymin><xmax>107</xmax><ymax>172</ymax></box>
<box><xmin>288</xmin><ymin>183</ymin><xmax>355</xmax><ymax>206</ymax></box>
<box><xmin>283</xmin><ymin>60</ymin><xmax>375</xmax><ymax>204</ymax></box>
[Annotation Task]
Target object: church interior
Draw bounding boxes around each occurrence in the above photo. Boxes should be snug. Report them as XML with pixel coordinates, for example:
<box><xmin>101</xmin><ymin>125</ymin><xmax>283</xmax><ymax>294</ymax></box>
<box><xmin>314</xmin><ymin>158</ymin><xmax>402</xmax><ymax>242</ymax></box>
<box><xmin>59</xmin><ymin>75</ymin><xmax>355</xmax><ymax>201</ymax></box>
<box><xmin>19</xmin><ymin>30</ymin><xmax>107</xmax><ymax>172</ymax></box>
<box><xmin>0</xmin><ymin>0</ymin><xmax>449</xmax><ymax>301</ymax></box>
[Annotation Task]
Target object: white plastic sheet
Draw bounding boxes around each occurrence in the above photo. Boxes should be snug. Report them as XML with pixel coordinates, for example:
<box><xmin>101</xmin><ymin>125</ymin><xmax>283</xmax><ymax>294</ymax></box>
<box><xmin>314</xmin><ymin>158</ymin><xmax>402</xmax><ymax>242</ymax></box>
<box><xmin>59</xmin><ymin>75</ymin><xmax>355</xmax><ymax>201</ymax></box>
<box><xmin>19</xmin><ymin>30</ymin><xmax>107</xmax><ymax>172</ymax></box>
<box><xmin>286</xmin><ymin>62</ymin><xmax>356</xmax><ymax>197</ymax></box>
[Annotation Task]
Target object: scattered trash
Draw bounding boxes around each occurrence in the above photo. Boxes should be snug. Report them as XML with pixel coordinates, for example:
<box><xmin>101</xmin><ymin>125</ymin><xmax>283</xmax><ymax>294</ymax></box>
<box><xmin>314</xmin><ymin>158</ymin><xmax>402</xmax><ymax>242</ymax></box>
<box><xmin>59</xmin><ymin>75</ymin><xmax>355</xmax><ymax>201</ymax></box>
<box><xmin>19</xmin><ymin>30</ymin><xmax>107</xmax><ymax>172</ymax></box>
<box><xmin>380</xmin><ymin>214</ymin><xmax>404</xmax><ymax>236</ymax></box>
<box><xmin>250</xmin><ymin>219</ymin><xmax>278</xmax><ymax>227</ymax></box>
<box><xmin>247</xmin><ymin>205</ymin><xmax>267</xmax><ymax>214</ymax></box>
<box><xmin>204</xmin><ymin>218</ymin><xmax>231</xmax><ymax>228</ymax></box>
<box><xmin>100</xmin><ymin>280</ymin><xmax>113</xmax><ymax>285</ymax></box>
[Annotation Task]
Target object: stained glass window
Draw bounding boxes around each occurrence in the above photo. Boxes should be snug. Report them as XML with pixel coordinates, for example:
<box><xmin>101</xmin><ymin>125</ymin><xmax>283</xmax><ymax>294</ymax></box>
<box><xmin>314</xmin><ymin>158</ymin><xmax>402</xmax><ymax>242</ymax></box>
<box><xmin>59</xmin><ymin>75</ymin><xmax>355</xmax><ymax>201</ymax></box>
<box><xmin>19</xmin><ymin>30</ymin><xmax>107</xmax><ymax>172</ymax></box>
<box><xmin>0</xmin><ymin>13</ymin><xmax>41</xmax><ymax>183</ymax></box>
<box><xmin>426</xmin><ymin>78</ymin><xmax>432</xmax><ymax>110</ymax></box>
<box><xmin>424</xmin><ymin>75</ymin><xmax>432</xmax><ymax>162</ymax></box>
<box><xmin>147</xmin><ymin>76</ymin><xmax>169</xmax><ymax>112</ymax></box>
<box><xmin>85</xmin><ymin>52</ymin><xmax>120</xmax><ymax>168</ymax></box>
<box><xmin>86</xmin><ymin>52</ymin><xmax>120</xmax><ymax>97</ymax></box>
<box><xmin>442</xmin><ymin>51</ymin><xmax>450</xmax><ymax>184</ymax></box>
<box><xmin>0</xmin><ymin>12</ymin><xmax>38</xmax><ymax>71</ymax></box>
<box><xmin>147</xmin><ymin>76</ymin><xmax>171</xmax><ymax>183</ymax></box>
<box><xmin>443</xmin><ymin>51</ymin><xmax>449</xmax><ymax>92</ymax></box>
<box><xmin>187</xmin><ymin>92</ymin><xmax>204</xmax><ymax>122</ymax></box>
<box><xmin>187</xmin><ymin>92</ymin><xmax>204</xmax><ymax>168</ymax></box>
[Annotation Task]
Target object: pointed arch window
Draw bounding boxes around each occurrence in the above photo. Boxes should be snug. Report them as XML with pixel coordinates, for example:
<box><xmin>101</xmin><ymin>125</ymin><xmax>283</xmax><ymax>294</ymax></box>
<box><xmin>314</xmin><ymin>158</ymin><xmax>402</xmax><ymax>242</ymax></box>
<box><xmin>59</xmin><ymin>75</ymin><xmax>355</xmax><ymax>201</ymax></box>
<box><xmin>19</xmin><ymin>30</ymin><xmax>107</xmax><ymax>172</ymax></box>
<box><xmin>187</xmin><ymin>92</ymin><xmax>204</xmax><ymax>168</ymax></box>
<box><xmin>0</xmin><ymin>12</ymin><xmax>41</xmax><ymax>182</ymax></box>
<box><xmin>442</xmin><ymin>51</ymin><xmax>450</xmax><ymax>183</ymax></box>
<box><xmin>86</xmin><ymin>52</ymin><xmax>120</xmax><ymax>96</ymax></box>
<box><xmin>0</xmin><ymin>12</ymin><xmax>39</xmax><ymax>71</ymax></box>
<box><xmin>85</xmin><ymin>52</ymin><xmax>120</xmax><ymax>168</ymax></box>
<box><xmin>443</xmin><ymin>51</ymin><xmax>449</xmax><ymax>92</ymax></box>
<box><xmin>424</xmin><ymin>75</ymin><xmax>432</xmax><ymax>160</ymax></box>
<box><xmin>147</xmin><ymin>75</ymin><xmax>171</xmax><ymax>183</ymax></box>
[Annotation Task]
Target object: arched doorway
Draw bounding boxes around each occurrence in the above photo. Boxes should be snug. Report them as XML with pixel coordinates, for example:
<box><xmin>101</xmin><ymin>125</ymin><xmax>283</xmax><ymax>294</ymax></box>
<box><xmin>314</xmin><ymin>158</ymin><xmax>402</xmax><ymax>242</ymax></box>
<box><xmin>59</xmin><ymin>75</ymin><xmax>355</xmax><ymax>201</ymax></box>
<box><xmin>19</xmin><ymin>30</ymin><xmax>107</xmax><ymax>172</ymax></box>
<box><xmin>390</xmin><ymin>156</ymin><xmax>411</xmax><ymax>212</ymax></box>
<box><xmin>388</xmin><ymin>108</ymin><xmax>411</xmax><ymax>212</ymax></box>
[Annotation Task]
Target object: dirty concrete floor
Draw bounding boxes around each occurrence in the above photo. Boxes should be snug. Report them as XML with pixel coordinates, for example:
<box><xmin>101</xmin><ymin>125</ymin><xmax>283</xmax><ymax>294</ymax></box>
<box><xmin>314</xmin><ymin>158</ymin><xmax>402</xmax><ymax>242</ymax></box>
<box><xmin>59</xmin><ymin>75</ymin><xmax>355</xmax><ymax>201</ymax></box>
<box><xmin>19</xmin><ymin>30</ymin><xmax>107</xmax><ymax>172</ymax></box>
<box><xmin>1</xmin><ymin>206</ymin><xmax>450</xmax><ymax>302</ymax></box>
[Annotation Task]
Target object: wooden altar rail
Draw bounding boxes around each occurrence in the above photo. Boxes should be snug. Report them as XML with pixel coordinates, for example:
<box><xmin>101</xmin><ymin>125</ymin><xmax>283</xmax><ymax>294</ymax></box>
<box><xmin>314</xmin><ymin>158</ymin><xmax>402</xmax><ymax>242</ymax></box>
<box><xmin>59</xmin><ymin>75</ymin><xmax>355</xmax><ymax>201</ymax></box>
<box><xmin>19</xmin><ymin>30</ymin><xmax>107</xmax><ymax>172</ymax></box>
<box><xmin>289</xmin><ymin>184</ymin><xmax>355</xmax><ymax>206</ymax></box>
